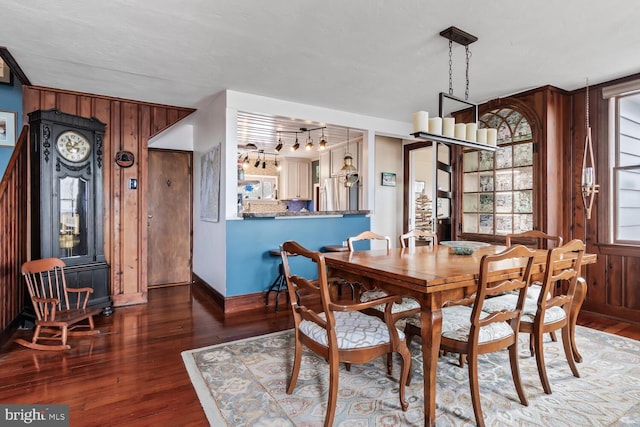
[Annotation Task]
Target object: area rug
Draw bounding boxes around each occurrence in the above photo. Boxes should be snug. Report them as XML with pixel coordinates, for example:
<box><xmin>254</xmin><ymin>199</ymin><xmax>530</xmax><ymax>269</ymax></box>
<box><xmin>182</xmin><ymin>326</ymin><xmax>640</xmax><ymax>426</ymax></box>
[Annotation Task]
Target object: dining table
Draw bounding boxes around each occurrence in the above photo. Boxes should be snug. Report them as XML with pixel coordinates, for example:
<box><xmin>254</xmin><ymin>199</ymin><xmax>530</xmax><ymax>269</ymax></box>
<box><xmin>322</xmin><ymin>243</ymin><xmax>597</xmax><ymax>427</ymax></box>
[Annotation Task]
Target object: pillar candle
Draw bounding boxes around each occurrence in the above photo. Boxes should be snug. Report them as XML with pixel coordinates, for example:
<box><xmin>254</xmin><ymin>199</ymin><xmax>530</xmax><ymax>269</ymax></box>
<box><xmin>413</xmin><ymin>111</ymin><xmax>429</xmax><ymax>133</ymax></box>
<box><xmin>476</xmin><ymin>128</ymin><xmax>488</xmax><ymax>144</ymax></box>
<box><xmin>454</xmin><ymin>123</ymin><xmax>466</xmax><ymax>139</ymax></box>
<box><xmin>442</xmin><ymin>117</ymin><xmax>455</xmax><ymax>137</ymax></box>
<box><xmin>466</xmin><ymin>123</ymin><xmax>477</xmax><ymax>141</ymax></box>
<box><xmin>429</xmin><ymin>117</ymin><xmax>443</xmax><ymax>135</ymax></box>
<box><xmin>487</xmin><ymin>128</ymin><xmax>498</xmax><ymax>146</ymax></box>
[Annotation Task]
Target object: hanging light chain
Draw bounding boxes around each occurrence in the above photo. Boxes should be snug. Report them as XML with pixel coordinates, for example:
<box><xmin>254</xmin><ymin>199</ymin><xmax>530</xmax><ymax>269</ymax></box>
<box><xmin>465</xmin><ymin>45</ymin><xmax>472</xmax><ymax>101</ymax></box>
<box><xmin>585</xmin><ymin>77</ymin><xmax>590</xmax><ymax>128</ymax></box>
<box><xmin>448</xmin><ymin>40</ymin><xmax>453</xmax><ymax>96</ymax></box>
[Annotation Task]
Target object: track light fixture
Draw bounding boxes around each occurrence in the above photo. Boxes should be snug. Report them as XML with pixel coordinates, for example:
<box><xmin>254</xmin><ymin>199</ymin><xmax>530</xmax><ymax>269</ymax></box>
<box><xmin>319</xmin><ymin>128</ymin><xmax>327</xmax><ymax>150</ymax></box>
<box><xmin>254</xmin><ymin>157</ymin><xmax>261</xmax><ymax>168</ymax></box>
<box><xmin>274</xmin><ymin>134</ymin><xmax>283</xmax><ymax>152</ymax></box>
<box><xmin>291</xmin><ymin>135</ymin><xmax>300</xmax><ymax>151</ymax></box>
<box><xmin>305</xmin><ymin>132</ymin><xmax>313</xmax><ymax>150</ymax></box>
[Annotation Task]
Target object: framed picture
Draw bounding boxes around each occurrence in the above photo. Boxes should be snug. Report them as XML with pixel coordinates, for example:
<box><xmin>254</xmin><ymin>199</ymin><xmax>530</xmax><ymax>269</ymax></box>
<box><xmin>0</xmin><ymin>110</ymin><xmax>17</xmax><ymax>147</ymax></box>
<box><xmin>381</xmin><ymin>172</ymin><xmax>396</xmax><ymax>187</ymax></box>
<box><xmin>0</xmin><ymin>58</ymin><xmax>13</xmax><ymax>86</ymax></box>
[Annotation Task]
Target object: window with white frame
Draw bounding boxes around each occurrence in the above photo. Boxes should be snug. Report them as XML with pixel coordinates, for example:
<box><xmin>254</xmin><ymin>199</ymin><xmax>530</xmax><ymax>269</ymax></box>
<box><xmin>612</xmin><ymin>92</ymin><xmax>640</xmax><ymax>243</ymax></box>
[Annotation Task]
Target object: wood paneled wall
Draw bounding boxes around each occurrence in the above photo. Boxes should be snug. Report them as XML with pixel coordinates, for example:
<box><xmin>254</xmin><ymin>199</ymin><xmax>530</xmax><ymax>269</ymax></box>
<box><xmin>23</xmin><ymin>86</ymin><xmax>195</xmax><ymax>307</ymax></box>
<box><xmin>569</xmin><ymin>75</ymin><xmax>640</xmax><ymax>323</ymax></box>
<box><xmin>0</xmin><ymin>126</ymin><xmax>29</xmax><ymax>344</ymax></box>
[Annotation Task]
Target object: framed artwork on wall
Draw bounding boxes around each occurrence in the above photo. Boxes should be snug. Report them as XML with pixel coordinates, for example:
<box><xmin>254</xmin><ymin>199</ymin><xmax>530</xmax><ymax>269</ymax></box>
<box><xmin>0</xmin><ymin>58</ymin><xmax>13</xmax><ymax>86</ymax></box>
<box><xmin>381</xmin><ymin>172</ymin><xmax>396</xmax><ymax>187</ymax></box>
<box><xmin>0</xmin><ymin>110</ymin><xmax>16</xmax><ymax>146</ymax></box>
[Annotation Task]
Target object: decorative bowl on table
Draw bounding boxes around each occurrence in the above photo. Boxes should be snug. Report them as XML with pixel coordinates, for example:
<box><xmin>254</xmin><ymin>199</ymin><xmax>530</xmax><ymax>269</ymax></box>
<box><xmin>440</xmin><ymin>240</ymin><xmax>490</xmax><ymax>255</ymax></box>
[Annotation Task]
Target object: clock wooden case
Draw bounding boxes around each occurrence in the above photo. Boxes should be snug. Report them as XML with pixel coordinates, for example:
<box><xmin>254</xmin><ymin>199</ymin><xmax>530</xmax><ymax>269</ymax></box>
<box><xmin>28</xmin><ymin>109</ymin><xmax>112</xmax><ymax>313</ymax></box>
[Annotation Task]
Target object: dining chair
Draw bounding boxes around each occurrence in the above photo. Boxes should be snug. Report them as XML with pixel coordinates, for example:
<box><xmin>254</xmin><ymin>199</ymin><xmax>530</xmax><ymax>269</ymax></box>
<box><xmin>482</xmin><ymin>239</ymin><xmax>586</xmax><ymax>394</ymax></box>
<box><xmin>280</xmin><ymin>240</ymin><xmax>410</xmax><ymax>427</ymax></box>
<box><xmin>15</xmin><ymin>258</ymin><xmax>101</xmax><ymax>351</ymax></box>
<box><xmin>352</xmin><ymin>231</ymin><xmax>421</xmax><ymax>319</ymax></box>
<box><xmin>405</xmin><ymin>244</ymin><xmax>536</xmax><ymax>427</ymax></box>
<box><xmin>506</xmin><ymin>230</ymin><xmax>563</xmax><ymax>344</ymax></box>
<box><xmin>399</xmin><ymin>229</ymin><xmax>438</xmax><ymax>248</ymax></box>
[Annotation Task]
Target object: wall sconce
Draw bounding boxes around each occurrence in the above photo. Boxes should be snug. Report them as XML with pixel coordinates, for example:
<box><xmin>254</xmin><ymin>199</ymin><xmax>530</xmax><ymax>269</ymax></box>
<box><xmin>581</xmin><ymin>79</ymin><xmax>598</xmax><ymax>219</ymax></box>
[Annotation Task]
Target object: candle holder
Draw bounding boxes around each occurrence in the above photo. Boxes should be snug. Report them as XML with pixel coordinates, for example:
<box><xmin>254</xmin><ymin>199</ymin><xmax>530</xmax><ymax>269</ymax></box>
<box><xmin>581</xmin><ymin>80</ymin><xmax>597</xmax><ymax>220</ymax></box>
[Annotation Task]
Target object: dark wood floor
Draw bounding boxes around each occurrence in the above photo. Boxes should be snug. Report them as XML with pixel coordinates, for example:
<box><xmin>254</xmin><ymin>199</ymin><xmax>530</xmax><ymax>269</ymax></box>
<box><xmin>0</xmin><ymin>285</ymin><xmax>638</xmax><ymax>426</ymax></box>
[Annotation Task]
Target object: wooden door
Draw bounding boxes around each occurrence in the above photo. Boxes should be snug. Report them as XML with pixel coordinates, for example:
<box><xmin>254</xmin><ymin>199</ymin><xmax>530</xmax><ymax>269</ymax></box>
<box><xmin>147</xmin><ymin>149</ymin><xmax>192</xmax><ymax>287</ymax></box>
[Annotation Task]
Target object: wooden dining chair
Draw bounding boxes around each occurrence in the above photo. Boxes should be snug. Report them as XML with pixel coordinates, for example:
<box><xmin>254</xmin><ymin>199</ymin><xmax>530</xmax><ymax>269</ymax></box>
<box><xmin>15</xmin><ymin>258</ymin><xmax>101</xmax><ymax>351</ymax></box>
<box><xmin>405</xmin><ymin>244</ymin><xmax>536</xmax><ymax>427</ymax></box>
<box><xmin>353</xmin><ymin>231</ymin><xmax>421</xmax><ymax>318</ymax></box>
<box><xmin>483</xmin><ymin>239</ymin><xmax>586</xmax><ymax>394</ymax></box>
<box><xmin>399</xmin><ymin>229</ymin><xmax>438</xmax><ymax>248</ymax></box>
<box><xmin>280</xmin><ymin>240</ymin><xmax>410</xmax><ymax>427</ymax></box>
<box><xmin>506</xmin><ymin>230</ymin><xmax>563</xmax><ymax>344</ymax></box>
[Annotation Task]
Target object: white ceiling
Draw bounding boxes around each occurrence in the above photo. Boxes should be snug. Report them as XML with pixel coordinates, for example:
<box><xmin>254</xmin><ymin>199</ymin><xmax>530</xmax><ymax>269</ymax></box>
<box><xmin>2</xmin><ymin>1</ymin><xmax>639</xmax><ymax>155</ymax></box>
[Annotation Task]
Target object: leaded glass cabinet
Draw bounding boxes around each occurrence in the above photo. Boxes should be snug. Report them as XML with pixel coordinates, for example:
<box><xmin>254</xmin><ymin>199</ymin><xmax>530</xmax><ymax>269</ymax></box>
<box><xmin>461</xmin><ymin>107</ymin><xmax>536</xmax><ymax>237</ymax></box>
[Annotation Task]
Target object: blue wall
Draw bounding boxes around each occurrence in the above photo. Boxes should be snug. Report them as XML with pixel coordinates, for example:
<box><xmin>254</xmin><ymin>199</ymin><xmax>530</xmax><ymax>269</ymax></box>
<box><xmin>225</xmin><ymin>215</ymin><xmax>370</xmax><ymax>296</ymax></box>
<box><xmin>0</xmin><ymin>78</ymin><xmax>23</xmax><ymax>178</ymax></box>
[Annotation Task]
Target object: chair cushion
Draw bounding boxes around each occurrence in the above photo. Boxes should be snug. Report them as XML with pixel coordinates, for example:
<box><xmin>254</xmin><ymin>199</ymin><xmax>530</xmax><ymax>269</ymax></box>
<box><xmin>482</xmin><ymin>292</ymin><xmax>567</xmax><ymax>325</ymax></box>
<box><xmin>299</xmin><ymin>310</ymin><xmax>405</xmax><ymax>349</ymax></box>
<box><xmin>438</xmin><ymin>305</ymin><xmax>514</xmax><ymax>343</ymax></box>
<box><xmin>360</xmin><ymin>290</ymin><xmax>420</xmax><ymax>313</ymax></box>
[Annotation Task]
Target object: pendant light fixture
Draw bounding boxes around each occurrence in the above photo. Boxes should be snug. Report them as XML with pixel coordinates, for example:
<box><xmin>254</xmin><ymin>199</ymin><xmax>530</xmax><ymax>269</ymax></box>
<box><xmin>581</xmin><ymin>78</ymin><xmax>598</xmax><ymax>219</ymax></box>
<box><xmin>339</xmin><ymin>128</ymin><xmax>359</xmax><ymax>188</ymax></box>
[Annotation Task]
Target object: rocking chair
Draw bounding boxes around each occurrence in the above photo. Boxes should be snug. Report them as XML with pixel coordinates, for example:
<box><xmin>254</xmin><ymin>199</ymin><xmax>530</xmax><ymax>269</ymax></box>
<box><xmin>15</xmin><ymin>258</ymin><xmax>101</xmax><ymax>351</ymax></box>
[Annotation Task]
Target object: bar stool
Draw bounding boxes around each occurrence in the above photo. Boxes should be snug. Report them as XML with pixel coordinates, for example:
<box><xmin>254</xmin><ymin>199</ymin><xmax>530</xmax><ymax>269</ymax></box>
<box><xmin>265</xmin><ymin>249</ymin><xmax>301</xmax><ymax>312</ymax></box>
<box><xmin>265</xmin><ymin>249</ymin><xmax>288</xmax><ymax>312</ymax></box>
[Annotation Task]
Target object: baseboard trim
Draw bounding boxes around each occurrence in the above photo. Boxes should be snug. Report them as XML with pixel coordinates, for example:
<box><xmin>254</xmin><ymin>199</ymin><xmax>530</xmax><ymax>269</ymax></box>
<box><xmin>191</xmin><ymin>273</ymin><xmax>305</xmax><ymax>315</ymax></box>
<box><xmin>0</xmin><ymin>311</ymin><xmax>31</xmax><ymax>350</ymax></box>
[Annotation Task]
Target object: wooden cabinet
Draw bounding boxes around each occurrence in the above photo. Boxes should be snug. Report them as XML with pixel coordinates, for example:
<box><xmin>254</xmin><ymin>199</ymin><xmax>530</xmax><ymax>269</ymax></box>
<box><xmin>281</xmin><ymin>158</ymin><xmax>311</xmax><ymax>199</ymax></box>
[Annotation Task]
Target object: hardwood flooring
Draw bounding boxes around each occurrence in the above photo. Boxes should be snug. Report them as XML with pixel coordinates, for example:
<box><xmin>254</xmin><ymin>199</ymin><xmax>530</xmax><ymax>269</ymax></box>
<box><xmin>0</xmin><ymin>285</ymin><xmax>638</xmax><ymax>426</ymax></box>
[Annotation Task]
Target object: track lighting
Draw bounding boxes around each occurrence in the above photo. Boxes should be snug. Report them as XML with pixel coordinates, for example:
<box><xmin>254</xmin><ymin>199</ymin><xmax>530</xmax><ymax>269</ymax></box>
<box><xmin>291</xmin><ymin>136</ymin><xmax>300</xmax><ymax>151</ymax></box>
<box><xmin>319</xmin><ymin>128</ymin><xmax>327</xmax><ymax>150</ymax></box>
<box><xmin>305</xmin><ymin>132</ymin><xmax>313</xmax><ymax>151</ymax></box>
<box><xmin>274</xmin><ymin>136</ymin><xmax>283</xmax><ymax>152</ymax></box>
<box><xmin>254</xmin><ymin>157</ymin><xmax>261</xmax><ymax>168</ymax></box>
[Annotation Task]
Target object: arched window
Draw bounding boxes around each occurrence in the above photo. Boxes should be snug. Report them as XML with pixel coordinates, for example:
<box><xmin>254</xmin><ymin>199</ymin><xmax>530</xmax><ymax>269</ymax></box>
<box><xmin>461</xmin><ymin>108</ymin><xmax>535</xmax><ymax>236</ymax></box>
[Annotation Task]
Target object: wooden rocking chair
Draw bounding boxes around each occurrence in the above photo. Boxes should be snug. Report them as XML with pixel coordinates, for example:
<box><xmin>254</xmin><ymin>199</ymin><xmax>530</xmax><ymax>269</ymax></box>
<box><xmin>15</xmin><ymin>258</ymin><xmax>101</xmax><ymax>351</ymax></box>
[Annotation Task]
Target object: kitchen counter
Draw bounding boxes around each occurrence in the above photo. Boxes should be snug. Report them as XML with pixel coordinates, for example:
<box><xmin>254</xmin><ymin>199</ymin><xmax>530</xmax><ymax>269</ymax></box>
<box><xmin>241</xmin><ymin>210</ymin><xmax>370</xmax><ymax>218</ymax></box>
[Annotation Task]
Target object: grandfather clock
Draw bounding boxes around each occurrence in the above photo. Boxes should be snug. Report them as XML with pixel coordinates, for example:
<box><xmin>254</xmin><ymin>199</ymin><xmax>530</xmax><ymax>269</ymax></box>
<box><xmin>29</xmin><ymin>109</ymin><xmax>112</xmax><ymax>314</ymax></box>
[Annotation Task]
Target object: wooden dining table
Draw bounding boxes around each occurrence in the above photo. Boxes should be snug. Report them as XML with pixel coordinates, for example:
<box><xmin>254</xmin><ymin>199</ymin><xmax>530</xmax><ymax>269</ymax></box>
<box><xmin>323</xmin><ymin>243</ymin><xmax>597</xmax><ymax>427</ymax></box>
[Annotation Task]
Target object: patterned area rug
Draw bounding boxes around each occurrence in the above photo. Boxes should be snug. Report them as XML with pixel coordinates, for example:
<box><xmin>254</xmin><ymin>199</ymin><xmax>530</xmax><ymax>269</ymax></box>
<box><xmin>182</xmin><ymin>326</ymin><xmax>640</xmax><ymax>426</ymax></box>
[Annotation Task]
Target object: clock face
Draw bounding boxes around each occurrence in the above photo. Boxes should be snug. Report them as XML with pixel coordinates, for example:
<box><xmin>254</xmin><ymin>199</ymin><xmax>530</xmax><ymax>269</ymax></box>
<box><xmin>56</xmin><ymin>131</ymin><xmax>91</xmax><ymax>162</ymax></box>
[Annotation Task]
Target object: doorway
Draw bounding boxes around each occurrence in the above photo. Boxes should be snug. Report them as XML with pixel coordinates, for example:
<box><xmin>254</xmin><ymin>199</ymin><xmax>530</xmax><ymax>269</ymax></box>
<box><xmin>403</xmin><ymin>142</ymin><xmax>452</xmax><ymax>242</ymax></box>
<box><xmin>147</xmin><ymin>149</ymin><xmax>193</xmax><ymax>287</ymax></box>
